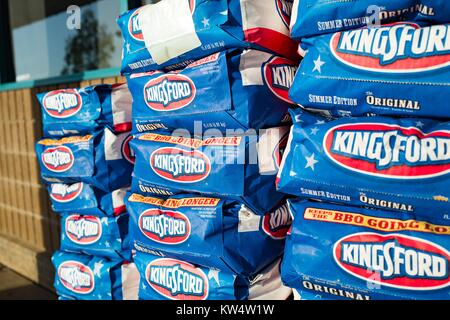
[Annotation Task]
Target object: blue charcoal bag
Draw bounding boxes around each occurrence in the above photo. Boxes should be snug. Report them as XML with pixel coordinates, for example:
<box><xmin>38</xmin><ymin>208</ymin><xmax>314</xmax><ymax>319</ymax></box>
<box><xmin>37</xmin><ymin>84</ymin><xmax>132</xmax><ymax>137</ymax></box>
<box><xmin>52</xmin><ymin>251</ymin><xmax>135</xmax><ymax>300</ymax></box>
<box><xmin>130</xmin><ymin>132</ymin><xmax>286</xmax><ymax>215</ymax></box>
<box><xmin>117</xmin><ymin>0</ymin><xmax>298</xmax><ymax>74</ymax></box>
<box><xmin>126</xmin><ymin>193</ymin><xmax>290</xmax><ymax>276</ymax></box>
<box><xmin>277</xmin><ymin>109</ymin><xmax>450</xmax><ymax>220</ymax></box>
<box><xmin>127</xmin><ymin>50</ymin><xmax>296</xmax><ymax>134</ymax></box>
<box><xmin>60</xmin><ymin>213</ymin><xmax>131</xmax><ymax>260</ymax></box>
<box><xmin>289</xmin><ymin>23</ymin><xmax>450</xmax><ymax>119</ymax></box>
<box><xmin>134</xmin><ymin>251</ymin><xmax>250</xmax><ymax>300</ymax></box>
<box><xmin>281</xmin><ymin>199</ymin><xmax>450</xmax><ymax>300</ymax></box>
<box><xmin>36</xmin><ymin>128</ymin><xmax>134</xmax><ymax>192</ymax></box>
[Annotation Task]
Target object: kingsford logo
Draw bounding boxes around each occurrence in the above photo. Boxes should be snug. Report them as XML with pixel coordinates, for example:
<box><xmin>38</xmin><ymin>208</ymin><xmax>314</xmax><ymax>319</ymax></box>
<box><xmin>65</xmin><ymin>215</ymin><xmax>102</xmax><ymax>245</ymax></box>
<box><xmin>146</xmin><ymin>258</ymin><xmax>208</xmax><ymax>300</ymax></box>
<box><xmin>129</xmin><ymin>0</ymin><xmax>196</xmax><ymax>41</ymax></box>
<box><xmin>264</xmin><ymin>57</ymin><xmax>297</xmax><ymax>103</ymax></box>
<box><xmin>331</xmin><ymin>23</ymin><xmax>450</xmax><ymax>73</ymax></box>
<box><xmin>49</xmin><ymin>183</ymin><xmax>83</xmax><ymax>203</ymax></box>
<box><xmin>139</xmin><ymin>209</ymin><xmax>191</xmax><ymax>245</ymax></box>
<box><xmin>41</xmin><ymin>146</ymin><xmax>74</xmax><ymax>172</ymax></box>
<box><xmin>129</xmin><ymin>1</ymin><xmax>196</xmax><ymax>41</ymax></box>
<box><xmin>43</xmin><ymin>89</ymin><xmax>82</xmax><ymax>118</ymax></box>
<box><xmin>150</xmin><ymin>147</ymin><xmax>211</xmax><ymax>183</ymax></box>
<box><xmin>323</xmin><ymin>123</ymin><xmax>450</xmax><ymax>179</ymax></box>
<box><xmin>143</xmin><ymin>74</ymin><xmax>196</xmax><ymax>112</ymax></box>
<box><xmin>58</xmin><ymin>261</ymin><xmax>95</xmax><ymax>294</ymax></box>
<box><xmin>122</xmin><ymin>134</ymin><xmax>135</xmax><ymax>164</ymax></box>
<box><xmin>334</xmin><ymin>233</ymin><xmax>450</xmax><ymax>290</ymax></box>
<box><xmin>263</xmin><ymin>203</ymin><xmax>292</xmax><ymax>239</ymax></box>
<box><xmin>128</xmin><ymin>8</ymin><xmax>144</xmax><ymax>41</ymax></box>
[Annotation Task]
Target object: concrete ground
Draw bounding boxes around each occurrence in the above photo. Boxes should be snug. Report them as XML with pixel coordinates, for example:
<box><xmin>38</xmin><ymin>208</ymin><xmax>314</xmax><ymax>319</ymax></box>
<box><xmin>0</xmin><ymin>264</ymin><xmax>56</xmax><ymax>300</ymax></box>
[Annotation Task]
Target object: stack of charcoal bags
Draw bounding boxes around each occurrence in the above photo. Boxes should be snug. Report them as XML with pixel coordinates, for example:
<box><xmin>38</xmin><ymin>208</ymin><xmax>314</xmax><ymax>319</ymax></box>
<box><xmin>34</xmin><ymin>84</ymin><xmax>139</xmax><ymax>300</ymax></box>
<box><xmin>277</xmin><ymin>0</ymin><xmax>450</xmax><ymax>300</ymax></box>
<box><xmin>117</xmin><ymin>0</ymin><xmax>299</xmax><ymax>300</ymax></box>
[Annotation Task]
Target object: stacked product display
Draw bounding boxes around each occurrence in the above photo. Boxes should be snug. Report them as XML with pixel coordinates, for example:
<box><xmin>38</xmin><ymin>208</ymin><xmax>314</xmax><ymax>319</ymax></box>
<box><xmin>34</xmin><ymin>84</ymin><xmax>139</xmax><ymax>300</ymax></box>
<box><xmin>278</xmin><ymin>0</ymin><xmax>450</xmax><ymax>300</ymax></box>
<box><xmin>32</xmin><ymin>0</ymin><xmax>450</xmax><ymax>301</ymax></box>
<box><xmin>117</xmin><ymin>0</ymin><xmax>298</xmax><ymax>300</ymax></box>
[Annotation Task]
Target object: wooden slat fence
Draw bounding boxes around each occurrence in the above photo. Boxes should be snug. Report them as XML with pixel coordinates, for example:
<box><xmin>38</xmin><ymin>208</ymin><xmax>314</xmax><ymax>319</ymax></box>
<box><xmin>0</xmin><ymin>75</ymin><xmax>125</xmax><ymax>290</ymax></box>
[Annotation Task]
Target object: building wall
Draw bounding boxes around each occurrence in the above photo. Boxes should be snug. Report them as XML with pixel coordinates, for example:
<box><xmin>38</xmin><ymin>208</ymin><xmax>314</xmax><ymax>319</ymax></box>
<box><xmin>0</xmin><ymin>75</ymin><xmax>125</xmax><ymax>290</ymax></box>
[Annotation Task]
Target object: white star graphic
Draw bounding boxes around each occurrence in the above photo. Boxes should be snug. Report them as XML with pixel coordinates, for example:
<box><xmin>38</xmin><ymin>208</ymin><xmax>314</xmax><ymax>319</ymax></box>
<box><xmin>312</xmin><ymin>55</ymin><xmax>326</xmax><ymax>73</ymax></box>
<box><xmin>305</xmin><ymin>153</ymin><xmax>319</xmax><ymax>171</ymax></box>
<box><xmin>142</xmin><ymin>283</ymin><xmax>147</xmax><ymax>290</ymax></box>
<box><xmin>208</xmin><ymin>269</ymin><xmax>220</xmax><ymax>286</ymax></box>
<box><xmin>294</xmin><ymin>115</ymin><xmax>303</xmax><ymax>122</ymax></box>
<box><xmin>93</xmin><ymin>261</ymin><xmax>104</xmax><ymax>277</ymax></box>
<box><xmin>416</xmin><ymin>121</ymin><xmax>425</xmax><ymax>128</ymax></box>
<box><xmin>201</xmin><ymin>17</ymin><xmax>210</xmax><ymax>27</ymax></box>
<box><xmin>105</xmin><ymin>241</ymin><xmax>110</xmax><ymax>248</ymax></box>
<box><xmin>102</xmin><ymin>218</ymin><xmax>109</xmax><ymax>226</ymax></box>
<box><xmin>316</xmin><ymin>120</ymin><xmax>325</xmax><ymax>125</ymax></box>
<box><xmin>310</xmin><ymin>127</ymin><xmax>319</xmax><ymax>135</ymax></box>
<box><xmin>126</xmin><ymin>43</ymin><xmax>131</xmax><ymax>53</ymax></box>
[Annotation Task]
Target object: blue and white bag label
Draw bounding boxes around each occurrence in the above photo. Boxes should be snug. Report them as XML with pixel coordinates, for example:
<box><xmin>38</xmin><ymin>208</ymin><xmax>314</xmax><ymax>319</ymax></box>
<box><xmin>36</xmin><ymin>128</ymin><xmax>133</xmax><ymax>192</ymax></box>
<box><xmin>281</xmin><ymin>200</ymin><xmax>450</xmax><ymax>300</ymax></box>
<box><xmin>38</xmin><ymin>84</ymin><xmax>132</xmax><ymax>137</ymax></box>
<box><xmin>134</xmin><ymin>251</ymin><xmax>249</xmax><ymax>300</ymax></box>
<box><xmin>60</xmin><ymin>213</ymin><xmax>131</xmax><ymax>260</ymax></box>
<box><xmin>126</xmin><ymin>193</ymin><xmax>290</xmax><ymax>275</ymax></box>
<box><xmin>130</xmin><ymin>132</ymin><xmax>285</xmax><ymax>214</ymax></box>
<box><xmin>290</xmin><ymin>23</ymin><xmax>450</xmax><ymax>119</ymax></box>
<box><xmin>52</xmin><ymin>251</ymin><xmax>139</xmax><ymax>300</ymax></box>
<box><xmin>127</xmin><ymin>50</ymin><xmax>296</xmax><ymax>133</ymax></box>
<box><xmin>276</xmin><ymin>109</ymin><xmax>450</xmax><ymax>220</ymax></box>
